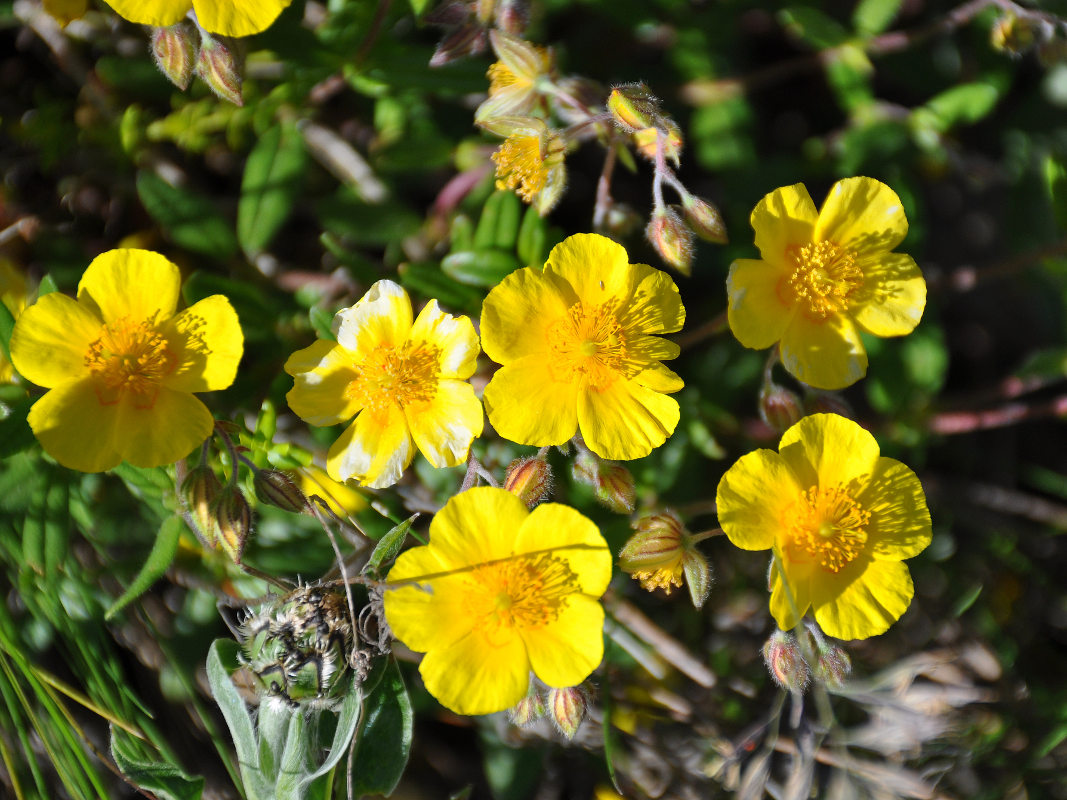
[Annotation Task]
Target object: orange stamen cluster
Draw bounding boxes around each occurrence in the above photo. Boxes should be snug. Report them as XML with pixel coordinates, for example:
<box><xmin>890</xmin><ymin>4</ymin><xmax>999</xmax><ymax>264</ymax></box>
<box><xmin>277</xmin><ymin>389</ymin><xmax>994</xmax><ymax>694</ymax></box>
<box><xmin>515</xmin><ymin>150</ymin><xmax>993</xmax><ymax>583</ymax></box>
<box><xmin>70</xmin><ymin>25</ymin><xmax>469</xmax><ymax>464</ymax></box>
<box><xmin>346</xmin><ymin>341</ymin><xmax>441</xmax><ymax>413</ymax></box>
<box><xmin>782</xmin><ymin>241</ymin><xmax>862</xmax><ymax>320</ymax></box>
<box><xmin>466</xmin><ymin>553</ymin><xmax>578</xmax><ymax>642</ymax></box>
<box><xmin>84</xmin><ymin>316</ymin><xmax>175</xmax><ymax>406</ymax></box>
<box><xmin>546</xmin><ymin>300</ymin><xmax>630</xmax><ymax>389</ymax></box>
<box><xmin>788</xmin><ymin>484</ymin><xmax>870</xmax><ymax>573</ymax></box>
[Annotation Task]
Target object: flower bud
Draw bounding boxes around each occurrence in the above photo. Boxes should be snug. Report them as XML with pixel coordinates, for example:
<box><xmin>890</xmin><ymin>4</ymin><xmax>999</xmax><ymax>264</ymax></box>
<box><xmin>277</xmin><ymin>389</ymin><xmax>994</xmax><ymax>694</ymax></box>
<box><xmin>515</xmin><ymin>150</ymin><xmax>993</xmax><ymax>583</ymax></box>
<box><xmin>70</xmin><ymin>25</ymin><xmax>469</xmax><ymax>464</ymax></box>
<box><xmin>618</xmin><ymin>511</ymin><xmax>686</xmax><ymax>588</ymax></box>
<box><xmin>646</xmin><ymin>206</ymin><xmax>695</xmax><ymax>276</ymax></box>
<box><xmin>547</xmin><ymin>686</ymin><xmax>588</xmax><ymax>739</ymax></box>
<box><xmin>682</xmin><ymin>550</ymin><xmax>712</xmax><ymax>610</ymax></box>
<box><xmin>253</xmin><ymin>468</ymin><xmax>308</xmax><ymax>514</ymax></box>
<box><xmin>607</xmin><ymin>83</ymin><xmax>660</xmax><ymax>133</ymax></box>
<box><xmin>681</xmin><ymin>195</ymin><xmax>728</xmax><ymax>244</ymax></box>
<box><xmin>151</xmin><ymin>23</ymin><xmax>198</xmax><ymax>91</ymax></box>
<box><xmin>632</xmin><ymin>120</ymin><xmax>683</xmax><ymax>166</ymax></box>
<box><xmin>990</xmin><ymin>13</ymin><xmax>1045</xmax><ymax>56</ymax></box>
<box><xmin>508</xmin><ymin>686</ymin><xmax>547</xmax><ymax>726</ymax></box>
<box><xmin>494</xmin><ymin>0</ymin><xmax>530</xmax><ymax>35</ymax></box>
<box><xmin>759</xmin><ymin>383</ymin><xmax>803</xmax><ymax>434</ymax></box>
<box><xmin>762</xmin><ymin>630</ymin><xmax>810</xmax><ymax>694</ymax></box>
<box><xmin>181</xmin><ymin>464</ymin><xmax>222</xmax><ymax>548</ymax></box>
<box><xmin>504</xmin><ymin>456</ymin><xmax>553</xmax><ymax>507</ymax></box>
<box><xmin>573</xmin><ymin>450</ymin><xmax>635</xmax><ymax>513</ymax></box>
<box><xmin>430</xmin><ymin>23</ymin><xmax>488</xmax><ymax>67</ymax></box>
<box><xmin>812</xmin><ymin>641</ymin><xmax>852</xmax><ymax>688</ymax></box>
<box><xmin>214</xmin><ymin>486</ymin><xmax>252</xmax><ymax>565</ymax></box>
<box><xmin>196</xmin><ymin>34</ymin><xmax>243</xmax><ymax>106</ymax></box>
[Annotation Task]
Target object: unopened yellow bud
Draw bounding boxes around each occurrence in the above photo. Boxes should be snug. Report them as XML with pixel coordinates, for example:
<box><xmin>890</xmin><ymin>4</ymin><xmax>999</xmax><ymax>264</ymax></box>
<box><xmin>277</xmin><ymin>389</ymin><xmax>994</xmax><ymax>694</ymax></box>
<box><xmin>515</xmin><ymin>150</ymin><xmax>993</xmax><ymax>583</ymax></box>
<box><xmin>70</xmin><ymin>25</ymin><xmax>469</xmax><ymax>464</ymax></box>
<box><xmin>196</xmin><ymin>34</ymin><xmax>243</xmax><ymax>106</ymax></box>
<box><xmin>759</xmin><ymin>383</ymin><xmax>803</xmax><ymax>434</ymax></box>
<box><xmin>646</xmin><ymin>206</ymin><xmax>695</xmax><ymax>276</ymax></box>
<box><xmin>547</xmin><ymin>686</ymin><xmax>589</xmax><ymax>739</ymax></box>
<box><xmin>763</xmin><ymin>630</ymin><xmax>810</xmax><ymax>694</ymax></box>
<box><xmin>214</xmin><ymin>486</ymin><xmax>252</xmax><ymax>565</ymax></box>
<box><xmin>607</xmin><ymin>83</ymin><xmax>660</xmax><ymax>133</ymax></box>
<box><xmin>681</xmin><ymin>195</ymin><xmax>728</xmax><ymax>244</ymax></box>
<box><xmin>632</xmin><ymin>119</ymin><xmax>683</xmax><ymax>166</ymax></box>
<box><xmin>181</xmin><ymin>464</ymin><xmax>222</xmax><ymax>548</ymax></box>
<box><xmin>503</xmin><ymin>456</ymin><xmax>553</xmax><ymax>508</ymax></box>
<box><xmin>508</xmin><ymin>686</ymin><xmax>547</xmax><ymax>726</ymax></box>
<box><xmin>151</xmin><ymin>23</ymin><xmax>198</xmax><ymax>91</ymax></box>
<box><xmin>253</xmin><ymin>468</ymin><xmax>308</xmax><ymax>514</ymax></box>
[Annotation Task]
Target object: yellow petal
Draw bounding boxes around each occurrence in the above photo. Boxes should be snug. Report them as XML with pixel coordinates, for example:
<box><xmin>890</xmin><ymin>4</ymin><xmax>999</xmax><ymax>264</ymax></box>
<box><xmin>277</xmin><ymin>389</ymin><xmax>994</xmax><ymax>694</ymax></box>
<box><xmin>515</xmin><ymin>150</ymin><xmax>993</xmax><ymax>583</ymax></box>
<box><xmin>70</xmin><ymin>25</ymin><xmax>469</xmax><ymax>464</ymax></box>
<box><xmin>751</xmin><ymin>184</ymin><xmax>818</xmax><ymax>265</ymax></box>
<box><xmin>117</xmin><ymin>388</ymin><xmax>213</xmax><ymax>468</ymax></box>
<box><xmin>811</xmin><ymin>559</ymin><xmax>914</xmax><ymax>640</ymax></box>
<box><xmin>480</xmin><ymin>266</ymin><xmax>571</xmax><ymax>364</ymax></box>
<box><xmin>10</xmin><ymin>293</ymin><xmax>100</xmax><ymax>389</ymax></box>
<box><xmin>77</xmin><ymin>250</ymin><xmax>180</xmax><ymax>326</ymax></box>
<box><xmin>577</xmin><ymin>379</ymin><xmax>678</xmax><ymax>460</ymax></box>
<box><xmin>543</xmin><ymin>233</ymin><xmax>630</xmax><ymax>305</ymax></box>
<box><xmin>727</xmin><ymin>258</ymin><xmax>794</xmax><ymax>350</ymax></box>
<box><xmin>42</xmin><ymin>0</ymin><xmax>89</xmax><ymax>27</ymax></box>
<box><xmin>285</xmin><ymin>340</ymin><xmax>361</xmax><ymax>426</ymax></box>
<box><xmin>192</xmin><ymin>0</ymin><xmax>292</xmax><ymax>36</ymax></box>
<box><xmin>428</xmin><ymin>486</ymin><xmax>530</xmax><ymax>567</ymax></box>
<box><xmin>779</xmin><ymin>313</ymin><xmax>867</xmax><ymax>390</ymax></box>
<box><xmin>814</xmin><ymin>177</ymin><xmax>908</xmax><ymax>256</ymax></box>
<box><xmin>483</xmin><ymin>357</ymin><xmax>579</xmax><ymax>447</ymax></box>
<box><xmin>769</xmin><ymin>556</ymin><xmax>813</xmax><ymax>631</ymax></box>
<box><xmin>715</xmin><ymin>448</ymin><xmax>798</xmax><ymax>551</ymax></box>
<box><xmin>160</xmin><ymin>294</ymin><xmax>244</xmax><ymax>393</ymax></box>
<box><xmin>629</xmin><ymin>333</ymin><xmax>680</xmax><ymax>364</ymax></box>
<box><xmin>860</xmin><ymin>457</ymin><xmax>932</xmax><ymax>560</ymax></box>
<box><xmin>778</xmin><ymin>413</ymin><xmax>881</xmax><ymax>491</ymax></box>
<box><xmin>851</xmin><ymin>252</ymin><xmax>926</xmax><ymax>337</ymax></box>
<box><xmin>409</xmin><ymin>299</ymin><xmax>480</xmax><ymax>379</ymax></box>
<box><xmin>326</xmin><ymin>406</ymin><xmax>413</xmax><ymax>489</ymax></box>
<box><xmin>385</xmin><ymin>555</ymin><xmax>472</xmax><ymax>652</ymax></box>
<box><xmin>522</xmin><ymin>594</ymin><xmax>604</xmax><ymax>688</ymax></box>
<box><xmin>404</xmin><ymin>380</ymin><xmax>483</xmax><ymax>468</ymax></box>
<box><xmin>517</xmin><ymin>503</ymin><xmax>611</xmax><ymax>596</ymax></box>
<box><xmin>615</xmin><ymin>261</ymin><xmax>685</xmax><ymax>336</ymax></box>
<box><xmin>27</xmin><ymin>381</ymin><xmax>124</xmax><ymax>472</ymax></box>
<box><xmin>418</xmin><ymin>628</ymin><xmax>529</xmax><ymax>716</ymax></box>
<box><xmin>333</xmin><ymin>280</ymin><xmax>413</xmax><ymax>358</ymax></box>
<box><xmin>100</xmin><ymin>0</ymin><xmax>190</xmax><ymax>27</ymax></box>
<box><xmin>631</xmin><ymin>362</ymin><xmax>684</xmax><ymax>393</ymax></box>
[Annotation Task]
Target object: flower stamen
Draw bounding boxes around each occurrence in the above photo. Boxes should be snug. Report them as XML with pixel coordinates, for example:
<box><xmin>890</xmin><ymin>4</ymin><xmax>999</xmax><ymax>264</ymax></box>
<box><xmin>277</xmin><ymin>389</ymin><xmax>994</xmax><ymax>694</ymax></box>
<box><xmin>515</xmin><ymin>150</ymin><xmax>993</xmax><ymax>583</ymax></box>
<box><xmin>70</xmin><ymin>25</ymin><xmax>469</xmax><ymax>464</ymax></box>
<box><xmin>345</xmin><ymin>340</ymin><xmax>442</xmax><ymax>414</ymax></box>
<box><xmin>84</xmin><ymin>315</ymin><xmax>175</xmax><ymax>407</ymax></box>
<box><xmin>465</xmin><ymin>553</ymin><xmax>579</xmax><ymax>644</ymax></box>
<box><xmin>546</xmin><ymin>300</ymin><xmax>630</xmax><ymax>389</ymax></box>
<box><xmin>782</xmin><ymin>241</ymin><xmax>862</xmax><ymax>320</ymax></box>
<box><xmin>787</xmin><ymin>484</ymin><xmax>870</xmax><ymax>573</ymax></box>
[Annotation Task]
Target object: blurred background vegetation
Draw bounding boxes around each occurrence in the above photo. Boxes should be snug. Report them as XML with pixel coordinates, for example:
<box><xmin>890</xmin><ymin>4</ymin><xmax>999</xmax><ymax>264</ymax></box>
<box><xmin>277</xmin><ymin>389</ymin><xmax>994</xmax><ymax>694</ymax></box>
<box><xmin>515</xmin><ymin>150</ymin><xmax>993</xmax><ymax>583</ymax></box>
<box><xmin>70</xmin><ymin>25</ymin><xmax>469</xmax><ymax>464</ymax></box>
<box><xmin>2</xmin><ymin>0</ymin><xmax>1067</xmax><ymax>797</ymax></box>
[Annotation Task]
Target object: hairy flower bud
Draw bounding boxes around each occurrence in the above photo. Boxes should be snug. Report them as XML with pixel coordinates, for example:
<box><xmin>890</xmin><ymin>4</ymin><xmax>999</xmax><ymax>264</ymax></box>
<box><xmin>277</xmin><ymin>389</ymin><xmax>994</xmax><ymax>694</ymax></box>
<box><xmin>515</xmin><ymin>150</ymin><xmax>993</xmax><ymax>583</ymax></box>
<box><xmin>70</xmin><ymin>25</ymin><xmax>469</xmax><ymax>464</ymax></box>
<box><xmin>214</xmin><ymin>485</ymin><xmax>252</xmax><ymax>565</ymax></box>
<box><xmin>181</xmin><ymin>464</ymin><xmax>222</xmax><ymax>548</ymax></box>
<box><xmin>253</xmin><ymin>468</ymin><xmax>308</xmax><ymax>514</ymax></box>
<box><xmin>812</xmin><ymin>641</ymin><xmax>852</xmax><ymax>688</ymax></box>
<box><xmin>508</xmin><ymin>685</ymin><xmax>547</xmax><ymax>726</ymax></box>
<box><xmin>763</xmin><ymin>630</ymin><xmax>810</xmax><ymax>694</ymax></box>
<box><xmin>503</xmin><ymin>456</ymin><xmax>553</xmax><ymax>507</ymax></box>
<box><xmin>196</xmin><ymin>34</ymin><xmax>243</xmax><ymax>106</ymax></box>
<box><xmin>548</xmin><ymin>685</ymin><xmax>589</xmax><ymax>739</ymax></box>
<box><xmin>759</xmin><ymin>383</ymin><xmax>803</xmax><ymax>434</ymax></box>
<box><xmin>646</xmin><ymin>206</ymin><xmax>695</xmax><ymax>276</ymax></box>
<box><xmin>607</xmin><ymin>83</ymin><xmax>660</xmax><ymax>133</ymax></box>
<box><xmin>633</xmin><ymin>120</ymin><xmax>683</xmax><ymax>166</ymax></box>
<box><xmin>151</xmin><ymin>23</ymin><xmax>198</xmax><ymax>91</ymax></box>
<box><xmin>682</xmin><ymin>549</ymin><xmax>712</xmax><ymax>610</ymax></box>
<box><xmin>571</xmin><ymin>449</ymin><xmax>635</xmax><ymax>513</ymax></box>
<box><xmin>681</xmin><ymin>194</ymin><xmax>728</xmax><ymax>244</ymax></box>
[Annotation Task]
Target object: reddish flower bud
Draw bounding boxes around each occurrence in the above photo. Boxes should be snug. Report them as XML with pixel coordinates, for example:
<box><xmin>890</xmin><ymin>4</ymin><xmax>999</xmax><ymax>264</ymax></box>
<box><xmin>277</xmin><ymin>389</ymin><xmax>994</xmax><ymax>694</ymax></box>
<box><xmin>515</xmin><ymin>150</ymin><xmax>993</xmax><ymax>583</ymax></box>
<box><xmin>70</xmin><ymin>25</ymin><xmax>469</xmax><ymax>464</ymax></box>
<box><xmin>572</xmin><ymin>450</ymin><xmax>635</xmax><ymax>513</ymax></box>
<box><xmin>812</xmin><ymin>640</ymin><xmax>852</xmax><ymax>688</ymax></box>
<box><xmin>759</xmin><ymin>383</ymin><xmax>803</xmax><ymax>434</ymax></box>
<box><xmin>494</xmin><ymin>0</ymin><xmax>530</xmax><ymax>35</ymax></box>
<box><xmin>181</xmin><ymin>464</ymin><xmax>222</xmax><ymax>548</ymax></box>
<box><xmin>805</xmin><ymin>390</ymin><xmax>853</xmax><ymax>418</ymax></box>
<box><xmin>196</xmin><ymin>34</ymin><xmax>243</xmax><ymax>106</ymax></box>
<box><xmin>151</xmin><ymin>23</ymin><xmax>198</xmax><ymax>91</ymax></box>
<box><xmin>253</xmin><ymin>468</ymin><xmax>308</xmax><ymax>514</ymax></box>
<box><xmin>646</xmin><ymin>206</ymin><xmax>695</xmax><ymax>276</ymax></box>
<box><xmin>214</xmin><ymin>486</ymin><xmax>252</xmax><ymax>565</ymax></box>
<box><xmin>763</xmin><ymin>629</ymin><xmax>810</xmax><ymax>694</ymax></box>
<box><xmin>508</xmin><ymin>686</ymin><xmax>547</xmax><ymax>726</ymax></box>
<box><xmin>681</xmin><ymin>194</ymin><xmax>728</xmax><ymax>244</ymax></box>
<box><xmin>548</xmin><ymin>685</ymin><xmax>589</xmax><ymax>739</ymax></box>
<box><xmin>503</xmin><ymin>456</ymin><xmax>553</xmax><ymax>507</ymax></box>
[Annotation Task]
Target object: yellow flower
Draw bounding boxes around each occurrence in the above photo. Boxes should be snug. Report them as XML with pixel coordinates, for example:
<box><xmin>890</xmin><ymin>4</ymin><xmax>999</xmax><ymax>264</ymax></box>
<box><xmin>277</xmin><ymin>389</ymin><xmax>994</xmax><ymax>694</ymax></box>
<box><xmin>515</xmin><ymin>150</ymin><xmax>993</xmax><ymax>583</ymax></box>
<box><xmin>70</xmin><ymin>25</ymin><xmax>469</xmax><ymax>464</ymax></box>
<box><xmin>293</xmin><ymin>464</ymin><xmax>369</xmax><ymax>518</ymax></box>
<box><xmin>481</xmin><ymin>233</ymin><xmax>685</xmax><ymax>460</ymax></box>
<box><xmin>0</xmin><ymin>258</ymin><xmax>29</xmax><ymax>384</ymax></box>
<box><xmin>715</xmin><ymin>413</ymin><xmax>932</xmax><ymax>640</ymax></box>
<box><xmin>727</xmin><ymin>177</ymin><xmax>926</xmax><ymax>390</ymax></box>
<box><xmin>101</xmin><ymin>0</ymin><xmax>291</xmax><ymax>37</ymax></box>
<box><xmin>9</xmin><ymin>249</ymin><xmax>243</xmax><ymax>472</ymax></box>
<box><xmin>487</xmin><ymin>117</ymin><xmax>567</xmax><ymax>216</ymax></box>
<box><xmin>384</xmin><ymin>486</ymin><xmax>611</xmax><ymax>716</ymax></box>
<box><xmin>475</xmin><ymin>30</ymin><xmax>552</xmax><ymax>123</ymax></box>
<box><xmin>284</xmin><ymin>280</ymin><xmax>483</xmax><ymax>489</ymax></box>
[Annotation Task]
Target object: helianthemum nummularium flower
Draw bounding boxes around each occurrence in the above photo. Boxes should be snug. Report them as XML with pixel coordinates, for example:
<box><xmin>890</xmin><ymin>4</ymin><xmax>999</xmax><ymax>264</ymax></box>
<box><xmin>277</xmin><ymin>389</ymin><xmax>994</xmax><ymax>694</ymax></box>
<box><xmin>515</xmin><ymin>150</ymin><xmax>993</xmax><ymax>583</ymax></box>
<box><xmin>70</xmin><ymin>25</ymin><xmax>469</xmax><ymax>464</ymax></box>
<box><xmin>484</xmin><ymin>116</ymin><xmax>567</xmax><ymax>216</ymax></box>
<box><xmin>9</xmin><ymin>249</ymin><xmax>243</xmax><ymax>472</ymax></box>
<box><xmin>384</xmin><ymin>486</ymin><xmax>611</xmax><ymax>716</ymax></box>
<box><xmin>101</xmin><ymin>0</ymin><xmax>291</xmax><ymax>36</ymax></box>
<box><xmin>481</xmin><ymin>233</ymin><xmax>685</xmax><ymax>461</ymax></box>
<box><xmin>715</xmin><ymin>413</ymin><xmax>932</xmax><ymax>640</ymax></box>
<box><xmin>284</xmin><ymin>280</ymin><xmax>482</xmax><ymax>489</ymax></box>
<box><xmin>727</xmin><ymin>177</ymin><xmax>926</xmax><ymax>390</ymax></box>
<box><xmin>475</xmin><ymin>30</ymin><xmax>553</xmax><ymax>123</ymax></box>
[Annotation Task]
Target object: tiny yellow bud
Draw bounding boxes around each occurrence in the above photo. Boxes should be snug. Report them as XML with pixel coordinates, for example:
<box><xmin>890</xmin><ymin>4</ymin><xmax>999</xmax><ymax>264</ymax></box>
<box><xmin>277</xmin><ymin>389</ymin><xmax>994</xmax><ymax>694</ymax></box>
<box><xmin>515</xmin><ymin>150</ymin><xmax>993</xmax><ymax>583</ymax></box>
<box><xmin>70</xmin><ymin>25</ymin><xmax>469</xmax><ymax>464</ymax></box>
<box><xmin>762</xmin><ymin>630</ymin><xmax>810</xmax><ymax>694</ymax></box>
<box><xmin>253</xmin><ymin>468</ymin><xmax>308</xmax><ymax>514</ymax></box>
<box><xmin>503</xmin><ymin>456</ymin><xmax>553</xmax><ymax>507</ymax></box>
<box><xmin>632</xmin><ymin>120</ymin><xmax>683</xmax><ymax>166</ymax></box>
<box><xmin>214</xmin><ymin>486</ymin><xmax>252</xmax><ymax>565</ymax></box>
<box><xmin>196</xmin><ymin>34</ymin><xmax>243</xmax><ymax>106</ymax></box>
<box><xmin>990</xmin><ymin>14</ymin><xmax>1045</xmax><ymax>56</ymax></box>
<box><xmin>151</xmin><ymin>23</ymin><xmax>198</xmax><ymax>91</ymax></box>
<box><xmin>681</xmin><ymin>195</ymin><xmax>728</xmax><ymax>244</ymax></box>
<box><xmin>181</xmin><ymin>464</ymin><xmax>222</xmax><ymax>548</ymax></box>
<box><xmin>646</xmin><ymin>206</ymin><xmax>695</xmax><ymax>276</ymax></box>
<box><xmin>607</xmin><ymin>83</ymin><xmax>660</xmax><ymax>133</ymax></box>
<box><xmin>547</xmin><ymin>686</ymin><xmax>588</xmax><ymax>739</ymax></box>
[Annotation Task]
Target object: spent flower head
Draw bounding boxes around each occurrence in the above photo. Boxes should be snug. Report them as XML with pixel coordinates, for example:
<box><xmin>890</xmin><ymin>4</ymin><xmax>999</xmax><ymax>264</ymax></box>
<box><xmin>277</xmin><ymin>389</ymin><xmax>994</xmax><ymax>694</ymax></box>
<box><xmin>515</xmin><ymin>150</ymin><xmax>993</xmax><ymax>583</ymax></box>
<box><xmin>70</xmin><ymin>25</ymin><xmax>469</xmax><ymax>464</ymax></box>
<box><xmin>486</xmin><ymin>117</ymin><xmax>567</xmax><ymax>216</ymax></box>
<box><xmin>619</xmin><ymin>510</ymin><xmax>712</xmax><ymax>608</ymax></box>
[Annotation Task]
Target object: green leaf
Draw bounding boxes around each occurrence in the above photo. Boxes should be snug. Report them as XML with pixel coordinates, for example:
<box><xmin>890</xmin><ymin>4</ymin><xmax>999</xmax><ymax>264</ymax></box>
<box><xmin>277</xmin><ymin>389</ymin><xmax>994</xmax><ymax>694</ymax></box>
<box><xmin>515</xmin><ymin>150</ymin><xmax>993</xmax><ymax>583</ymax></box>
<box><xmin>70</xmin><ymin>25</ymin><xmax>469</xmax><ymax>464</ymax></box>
<box><xmin>106</xmin><ymin>516</ymin><xmax>184</xmax><ymax>620</ymax></box>
<box><xmin>110</xmin><ymin>727</ymin><xmax>204</xmax><ymax>800</ymax></box>
<box><xmin>309</xmin><ymin>306</ymin><xmax>336</xmax><ymax>341</ymax></box>
<box><xmin>779</xmin><ymin>7</ymin><xmax>851</xmax><ymax>49</ymax></box>
<box><xmin>516</xmin><ymin>206</ymin><xmax>546</xmax><ymax>267</ymax></box>
<box><xmin>441</xmin><ymin>250</ymin><xmax>520</xmax><ymax>287</ymax></box>
<box><xmin>238</xmin><ymin>122</ymin><xmax>308</xmax><ymax>258</ymax></box>
<box><xmin>207</xmin><ymin>640</ymin><xmax>261</xmax><ymax>781</ymax></box>
<box><xmin>408</xmin><ymin>0</ymin><xmax>432</xmax><ymax>16</ymax></box>
<box><xmin>350</xmin><ymin>661</ymin><xmax>412</xmax><ymax>797</ymax></box>
<box><xmin>852</xmin><ymin>0</ymin><xmax>903</xmax><ymax>35</ymax></box>
<box><xmin>0</xmin><ymin>300</ymin><xmax>13</xmax><ymax>363</ymax></box>
<box><xmin>1045</xmin><ymin>155</ymin><xmax>1067</xmax><ymax>230</ymax></box>
<box><xmin>918</xmin><ymin>81</ymin><xmax>1001</xmax><ymax>133</ymax></box>
<box><xmin>0</xmin><ymin>394</ymin><xmax>35</xmax><ymax>459</ymax></box>
<box><xmin>136</xmin><ymin>171</ymin><xmax>238</xmax><ymax>261</ymax></box>
<box><xmin>473</xmin><ymin>190</ymin><xmax>522</xmax><ymax>251</ymax></box>
<box><xmin>366</xmin><ymin>514</ymin><xmax>418</xmax><ymax>574</ymax></box>
<box><xmin>36</xmin><ymin>274</ymin><xmax>59</xmax><ymax>297</ymax></box>
<box><xmin>304</xmin><ymin>673</ymin><xmax>363</xmax><ymax>783</ymax></box>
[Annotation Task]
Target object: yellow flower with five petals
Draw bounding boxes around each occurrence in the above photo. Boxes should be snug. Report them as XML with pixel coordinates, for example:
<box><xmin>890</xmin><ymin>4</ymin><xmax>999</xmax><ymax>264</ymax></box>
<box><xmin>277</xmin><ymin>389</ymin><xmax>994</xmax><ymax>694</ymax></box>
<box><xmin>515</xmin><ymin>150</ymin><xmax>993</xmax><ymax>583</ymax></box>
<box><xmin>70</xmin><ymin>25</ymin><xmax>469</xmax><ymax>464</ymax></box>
<box><xmin>384</xmin><ymin>486</ymin><xmax>611</xmax><ymax>716</ymax></box>
<box><xmin>10</xmin><ymin>249</ymin><xmax>243</xmax><ymax>472</ymax></box>
<box><xmin>101</xmin><ymin>0</ymin><xmax>291</xmax><ymax>37</ymax></box>
<box><xmin>284</xmin><ymin>280</ymin><xmax>483</xmax><ymax>489</ymax></box>
<box><xmin>715</xmin><ymin>413</ymin><xmax>932</xmax><ymax>640</ymax></box>
<box><xmin>481</xmin><ymin>233</ymin><xmax>685</xmax><ymax>461</ymax></box>
<box><xmin>727</xmin><ymin>177</ymin><xmax>926</xmax><ymax>390</ymax></box>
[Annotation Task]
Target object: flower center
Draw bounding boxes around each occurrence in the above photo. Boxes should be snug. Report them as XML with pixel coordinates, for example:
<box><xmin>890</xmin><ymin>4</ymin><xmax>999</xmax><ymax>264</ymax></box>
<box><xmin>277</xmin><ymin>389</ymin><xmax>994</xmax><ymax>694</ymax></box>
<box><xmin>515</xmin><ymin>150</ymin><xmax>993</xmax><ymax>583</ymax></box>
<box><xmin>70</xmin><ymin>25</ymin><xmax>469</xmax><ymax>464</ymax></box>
<box><xmin>781</xmin><ymin>241</ymin><xmax>862</xmax><ymax>320</ymax></box>
<box><xmin>545</xmin><ymin>300</ymin><xmax>630</xmax><ymax>390</ymax></box>
<box><xmin>492</xmin><ymin>133</ymin><xmax>563</xmax><ymax>202</ymax></box>
<box><xmin>487</xmin><ymin>62</ymin><xmax>519</xmax><ymax>93</ymax></box>
<box><xmin>84</xmin><ymin>315</ymin><xmax>175</xmax><ymax>407</ymax></box>
<box><xmin>787</xmin><ymin>484</ymin><xmax>870</xmax><ymax>573</ymax></box>
<box><xmin>345</xmin><ymin>340</ymin><xmax>441</xmax><ymax>414</ymax></box>
<box><xmin>465</xmin><ymin>553</ymin><xmax>578</xmax><ymax>643</ymax></box>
